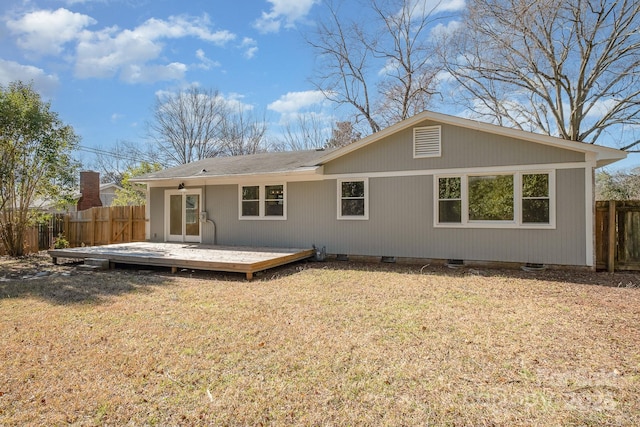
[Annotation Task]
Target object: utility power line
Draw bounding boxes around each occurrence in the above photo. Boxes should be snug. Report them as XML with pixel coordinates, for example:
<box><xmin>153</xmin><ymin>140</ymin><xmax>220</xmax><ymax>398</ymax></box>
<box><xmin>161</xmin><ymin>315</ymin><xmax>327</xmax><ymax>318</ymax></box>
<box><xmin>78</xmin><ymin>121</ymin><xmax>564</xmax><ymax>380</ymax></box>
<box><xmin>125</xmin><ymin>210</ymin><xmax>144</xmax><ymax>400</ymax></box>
<box><xmin>75</xmin><ymin>144</ymin><xmax>157</xmax><ymax>164</ymax></box>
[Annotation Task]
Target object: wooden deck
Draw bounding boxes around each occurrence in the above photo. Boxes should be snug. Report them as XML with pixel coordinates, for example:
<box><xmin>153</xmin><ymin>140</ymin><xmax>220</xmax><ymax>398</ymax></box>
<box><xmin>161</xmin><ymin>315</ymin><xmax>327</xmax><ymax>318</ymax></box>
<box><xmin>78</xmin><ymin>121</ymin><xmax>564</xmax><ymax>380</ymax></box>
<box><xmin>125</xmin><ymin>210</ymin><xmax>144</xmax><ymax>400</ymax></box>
<box><xmin>49</xmin><ymin>242</ymin><xmax>315</xmax><ymax>280</ymax></box>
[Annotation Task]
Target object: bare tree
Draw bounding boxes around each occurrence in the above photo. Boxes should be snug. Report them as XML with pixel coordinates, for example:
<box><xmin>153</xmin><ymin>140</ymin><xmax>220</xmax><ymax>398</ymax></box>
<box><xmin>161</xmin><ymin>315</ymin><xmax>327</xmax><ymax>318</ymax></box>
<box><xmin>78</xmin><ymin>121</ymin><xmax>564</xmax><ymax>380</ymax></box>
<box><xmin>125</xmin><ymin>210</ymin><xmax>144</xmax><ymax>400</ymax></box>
<box><xmin>148</xmin><ymin>87</ymin><xmax>225</xmax><ymax>166</ymax></box>
<box><xmin>325</xmin><ymin>121</ymin><xmax>362</xmax><ymax>148</ymax></box>
<box><xmin>91</xmin><ymin>140</ymin><xmax>158</xmax><ymax>185</ymax></box>
<box><xmin>273</xmin><ymin>113</ymin><xmax>330</xmax><ymax>151</ymax></box>
<box><xmin>439</xmin><ymin>0</ymin><xmax>640</xmax><ymax>145</ymax></box>
<box><xmin>308</xmin><ymin>0</ymin><xmax>444</xmax><ymax>134</ymax></box>
<box><xmin>596</xmin><ymin>168</ymin><xmax>640</xmax><ymax>200</ymax></box>
<box><xmin>218</xmin><ymin>105</ymin><xmax>269</xmax><ymax>156</ymax></box>
<box><xmin>148</xmin><ymin>87</ymin><xmax>270</xmax><ymax>164</ymax></box>
<box><xmin>370</xmin><ymin>0</ymin><xmax>442</xmax><ymax>126</ymax></box>
<box><xmin>309</xmin><ymin>3</ymin><xmax>380</xmax><ymax>134</ymax></box>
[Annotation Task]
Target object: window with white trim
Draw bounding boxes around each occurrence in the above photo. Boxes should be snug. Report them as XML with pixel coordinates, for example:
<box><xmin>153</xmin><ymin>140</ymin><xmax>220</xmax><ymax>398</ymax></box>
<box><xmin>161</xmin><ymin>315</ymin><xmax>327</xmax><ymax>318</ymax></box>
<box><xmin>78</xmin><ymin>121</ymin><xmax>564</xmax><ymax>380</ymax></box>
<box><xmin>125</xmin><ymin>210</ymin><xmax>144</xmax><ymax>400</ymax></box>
<box><xmin>338</xmin><ymin>179</ymin><xmax>368</xmax><ymax>220</ymax></box>
<box><xmin>522</xmin><ymin>173</ymin><xmax>550</xmax><ymax>223</ymax></box>
<box><xmin>438</xmin><ymin>176</ymin><xmax>462</xmax><ymax>223</ymax></box>
<box><xmin>414</xmin><ymin>125</ymin><xmax>441</xmax><ymax>158</ymax></box>
<box><xmin>239</xmin><ymin>184</ymin><xmax>286</xmax><ymax>219</ymax></box>
<box><xmin>435</xmin><ymin>171</ymin><xmax>554</xmax><ymax>228</ymax></box>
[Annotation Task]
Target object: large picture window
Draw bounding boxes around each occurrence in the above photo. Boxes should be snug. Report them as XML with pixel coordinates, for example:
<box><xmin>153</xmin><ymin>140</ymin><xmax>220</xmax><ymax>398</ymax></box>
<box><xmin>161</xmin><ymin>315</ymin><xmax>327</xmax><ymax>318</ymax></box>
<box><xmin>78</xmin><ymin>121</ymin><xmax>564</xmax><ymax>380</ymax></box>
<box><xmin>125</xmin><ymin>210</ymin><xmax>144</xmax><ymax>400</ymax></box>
<box><xmin>435</xmin><ymin>171</ymin><xmax>554</xmax><ymax>228</ymax></box>
<box><xmin>338</xmin><ymin>179</ymin><xmax>368</xmax><ymax>219</ymax></box>
<box><xmin>239</xmin><ymin>184</ymin><xmax>286</xmax><ymax>219</ymax></box>
<box><xmin>468</xmin><ymin>175</ymin><xmax>514</xmax><ymax>221</ymax></box>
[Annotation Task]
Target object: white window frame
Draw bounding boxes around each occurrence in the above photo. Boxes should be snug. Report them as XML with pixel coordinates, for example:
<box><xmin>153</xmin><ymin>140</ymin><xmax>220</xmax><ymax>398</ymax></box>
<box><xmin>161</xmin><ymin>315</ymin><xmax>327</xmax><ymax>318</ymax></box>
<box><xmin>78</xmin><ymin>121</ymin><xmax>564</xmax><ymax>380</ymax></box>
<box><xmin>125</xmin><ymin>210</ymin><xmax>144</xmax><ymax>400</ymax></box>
<box><xmin>337</xmin><ymin>178</ymin><xmax>369</xmax><ymax>220</ymax></box>
<box><xmin>413</xmin><ymin>125</ymin><xmax>441</xmax><ymax>158</ymax></box>
<box><xmin>434</xmin><ymin>170</ymin><xmax>555</xmax><ymax>229</ymax></box>
<box><xmin>238</xmin><ymin>183</ymin><xmax>287</xmax><ymax>220</ymax></box>
<box><xmin>436</xmin><ymin>176</ymin><xmax>463</xmax><ymax>224</ymax></box>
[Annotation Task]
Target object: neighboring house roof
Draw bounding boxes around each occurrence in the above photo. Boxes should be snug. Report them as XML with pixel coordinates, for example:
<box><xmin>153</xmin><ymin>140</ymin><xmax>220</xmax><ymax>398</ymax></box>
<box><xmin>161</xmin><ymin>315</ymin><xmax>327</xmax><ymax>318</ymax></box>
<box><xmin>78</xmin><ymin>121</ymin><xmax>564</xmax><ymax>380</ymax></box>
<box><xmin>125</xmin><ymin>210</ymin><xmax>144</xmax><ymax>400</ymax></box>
<box><xmin>133</xmin><ymin>111</ymin><xmax>626</xmax><ymax>183</ymax></box>
<box><xmin>28</xmin><ymin>183</ymin><xmax>123</xmax><ymax>211</ymax></box>
<box><xmin>100</xmin><ymin>183</ymin><xmax>123</xmax><ymax>192</ymax></box>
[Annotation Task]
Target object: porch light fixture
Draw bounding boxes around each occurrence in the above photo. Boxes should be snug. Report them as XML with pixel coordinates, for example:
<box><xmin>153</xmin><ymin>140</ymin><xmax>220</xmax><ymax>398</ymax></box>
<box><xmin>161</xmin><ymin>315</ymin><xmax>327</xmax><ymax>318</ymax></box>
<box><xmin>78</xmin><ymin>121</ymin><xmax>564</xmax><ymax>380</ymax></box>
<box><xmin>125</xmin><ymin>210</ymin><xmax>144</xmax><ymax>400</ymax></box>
<box><xmin>178</xmin><ymin>182</ymin><xmax>186</xmax><ymax>191</ymax></box>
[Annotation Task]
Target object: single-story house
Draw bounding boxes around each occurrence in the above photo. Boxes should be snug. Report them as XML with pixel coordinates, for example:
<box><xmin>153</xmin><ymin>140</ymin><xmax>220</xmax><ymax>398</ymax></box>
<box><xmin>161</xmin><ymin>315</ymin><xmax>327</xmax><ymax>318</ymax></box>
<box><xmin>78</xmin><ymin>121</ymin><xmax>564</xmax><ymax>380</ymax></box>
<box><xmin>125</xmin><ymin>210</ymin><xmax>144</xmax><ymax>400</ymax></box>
<box><xmin>132</xmin><ymin>110</ymin><xmax>626</xmax><ymax>268</ymax></box>
<box><xmin>30</xmin><ymin>172</ymin><xmax>123</xmax><ymax>213</ymax></box>
<box><xmin>99</xmin><ymin>182</ymin><xmax>124</xmax><ymax>207</ymax></box>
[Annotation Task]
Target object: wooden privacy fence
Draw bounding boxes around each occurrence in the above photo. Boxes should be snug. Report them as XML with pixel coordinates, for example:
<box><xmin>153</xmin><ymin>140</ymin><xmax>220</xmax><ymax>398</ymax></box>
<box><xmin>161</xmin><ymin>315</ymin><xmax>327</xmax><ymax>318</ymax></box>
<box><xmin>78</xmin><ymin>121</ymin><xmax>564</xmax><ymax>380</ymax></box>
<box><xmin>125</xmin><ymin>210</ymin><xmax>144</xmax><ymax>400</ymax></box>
<box><xmin>0</xmin><ymin>215</ymin><xmax>64</xmax><ymax>255</ymax></box>
<box><xmin>596</xmin><ymin>200</ymin><xmax>640</xmax><ymax>272</ymax></box>
<box><xmin>64</xmin><ymin>205</ymin><xmax>146</xmax><ymax>247</ymax></box>
<box><xmin>0</xmin><ymin>227</ymin><xmax>40</xmax><ymax>255</ymax></box>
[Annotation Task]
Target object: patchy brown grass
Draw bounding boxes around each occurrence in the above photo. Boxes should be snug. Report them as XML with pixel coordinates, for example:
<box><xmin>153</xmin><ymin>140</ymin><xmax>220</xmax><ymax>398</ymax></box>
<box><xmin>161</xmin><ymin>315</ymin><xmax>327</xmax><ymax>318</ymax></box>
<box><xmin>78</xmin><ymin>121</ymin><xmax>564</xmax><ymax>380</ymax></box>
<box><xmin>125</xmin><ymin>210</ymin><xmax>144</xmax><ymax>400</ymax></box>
<box><xmin>1</xmin><ymin>253</ymin><xmax>639</xmax><ymax>426</ymax></box>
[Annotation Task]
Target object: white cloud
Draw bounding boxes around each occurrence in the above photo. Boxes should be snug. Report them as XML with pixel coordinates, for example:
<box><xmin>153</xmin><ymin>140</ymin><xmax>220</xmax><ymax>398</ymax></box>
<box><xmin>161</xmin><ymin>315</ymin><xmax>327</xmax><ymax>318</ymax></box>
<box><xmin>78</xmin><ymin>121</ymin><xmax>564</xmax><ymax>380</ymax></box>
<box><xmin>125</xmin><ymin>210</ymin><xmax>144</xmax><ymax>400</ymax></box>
<box><xmin>119</xmin><ymin>62</ymin><xmax>188</xmax><ymax>84</ymax></box>
<box><xmin>63</xmin><ymin>0</ymin><xmax>105</xmax><ymax>4</ymax></box>
<box><xmin>267</xmin><ymin>90</ymin><xmax>326</xmax><ymax>113</ymax></box>
<box><xmin>74</xmin><ymin>14</ymin><xmax>236</xmax><ymax>83</ymax></box>
<box><xmin>195</xmin><ymin>49</ymin><xmax>221</xmax><ymax>70</ymax></box>
<box><xmin>132</xmin><ymin>15</ymin><xmax>235</xmax><ymax>46</ymax></box>
<box><xmin>5</xmin><ymin>8</ymin><xmax>237</xmax><ymax>84</ymax></box>
<box><xmin>254</xmin><ymin>0</ymin><xmax>319</xmax><ymax>34</ymax></box>
<box><xmin>0</xmin><ymin>59</ymin><xmax>59</xmax><ymax>94</ymax></box>
<box><xmin>412</xmin><ymin>0</ymin><xmax>466</xmax><ymax>15</ymax></box>
<box><xmin>156</xmin><ymin>87</ymin><xmax>255</xmax><ymax>114</ymax></box>
<box><xmin>6</xmin><ymin>8</ymin><xmax>96</xmax><ymax>55</ymax></box>
<box><xmin>430</xmin><ymin>20</ymin><xmax>462</xmax><ymax>39</ymax></box>
<box><xmin>241</xmin><ymin>38</ymin><xmax>258</xmax><ymax>59</ymax></box>
<box><xmin>585</xmin><ymin>98</ymin><xmax>619</xmax><ymax>120</ymax></box>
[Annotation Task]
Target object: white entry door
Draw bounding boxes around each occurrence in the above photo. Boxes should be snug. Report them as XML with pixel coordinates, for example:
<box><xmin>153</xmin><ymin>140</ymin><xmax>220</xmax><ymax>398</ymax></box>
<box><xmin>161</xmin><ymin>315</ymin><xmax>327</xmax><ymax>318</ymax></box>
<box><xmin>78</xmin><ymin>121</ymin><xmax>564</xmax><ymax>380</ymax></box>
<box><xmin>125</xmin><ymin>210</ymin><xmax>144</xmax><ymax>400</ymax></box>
<box><xmin>165</xmin><ymin>190</ymin><xmax>201</xmax><ymax>243</ymax></box>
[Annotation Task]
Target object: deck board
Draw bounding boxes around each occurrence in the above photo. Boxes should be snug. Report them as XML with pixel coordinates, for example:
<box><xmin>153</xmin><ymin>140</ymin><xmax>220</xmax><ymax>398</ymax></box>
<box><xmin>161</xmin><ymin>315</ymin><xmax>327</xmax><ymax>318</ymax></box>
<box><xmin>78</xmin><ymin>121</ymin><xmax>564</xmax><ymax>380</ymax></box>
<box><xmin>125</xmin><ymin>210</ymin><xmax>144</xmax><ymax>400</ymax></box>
<box><xmin>49</xmin><ymin>242</ymin><xmax>315</xmax><ymax>279</ymax></box>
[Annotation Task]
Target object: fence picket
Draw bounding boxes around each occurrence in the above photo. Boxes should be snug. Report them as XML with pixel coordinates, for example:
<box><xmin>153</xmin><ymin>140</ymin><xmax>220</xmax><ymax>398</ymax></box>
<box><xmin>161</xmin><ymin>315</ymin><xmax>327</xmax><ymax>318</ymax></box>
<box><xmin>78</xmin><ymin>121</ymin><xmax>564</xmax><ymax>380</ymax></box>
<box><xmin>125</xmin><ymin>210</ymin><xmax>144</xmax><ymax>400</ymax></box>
<box><xmin>596</xmin><ymin>200</ymin><xmax>640</xmax><ymax>271</ymax></box>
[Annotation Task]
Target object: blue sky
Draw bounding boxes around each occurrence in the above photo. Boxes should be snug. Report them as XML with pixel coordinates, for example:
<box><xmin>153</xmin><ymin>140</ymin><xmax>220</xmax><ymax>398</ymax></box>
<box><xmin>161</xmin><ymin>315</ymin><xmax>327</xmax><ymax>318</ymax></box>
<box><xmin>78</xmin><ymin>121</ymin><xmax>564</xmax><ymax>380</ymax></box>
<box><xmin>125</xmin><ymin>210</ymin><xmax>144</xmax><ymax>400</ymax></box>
<box><xmin>0</xmin><ymin>0</ymin><xmax>355</xmax><ymax>167</ymax></box>
<box><xmin>1</xmin><ymin>0</ymin><xmax>637</xmax><ymax>171</ymax></box>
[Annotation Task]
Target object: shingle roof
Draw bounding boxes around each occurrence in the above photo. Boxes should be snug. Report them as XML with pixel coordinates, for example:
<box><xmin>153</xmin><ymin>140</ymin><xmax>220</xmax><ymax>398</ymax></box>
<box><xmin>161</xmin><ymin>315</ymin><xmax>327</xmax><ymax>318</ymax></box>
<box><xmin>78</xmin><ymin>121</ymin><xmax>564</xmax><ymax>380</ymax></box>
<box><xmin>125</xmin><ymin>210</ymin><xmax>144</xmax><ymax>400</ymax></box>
<box><xmin>136</xmin><ymin>149</ymin><xmax>335</xmax><ymax>181</ymax></box>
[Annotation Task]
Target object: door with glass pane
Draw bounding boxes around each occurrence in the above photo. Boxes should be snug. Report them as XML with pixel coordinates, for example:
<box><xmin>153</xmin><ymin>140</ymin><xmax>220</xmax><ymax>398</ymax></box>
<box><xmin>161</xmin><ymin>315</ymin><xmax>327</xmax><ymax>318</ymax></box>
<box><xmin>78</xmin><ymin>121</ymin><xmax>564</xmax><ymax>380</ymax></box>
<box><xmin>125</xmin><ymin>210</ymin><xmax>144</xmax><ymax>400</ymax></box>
<box><xmin>166</xmin><ymin>191</ymin><xmax>201</xmax><ymax>242</ymax></box>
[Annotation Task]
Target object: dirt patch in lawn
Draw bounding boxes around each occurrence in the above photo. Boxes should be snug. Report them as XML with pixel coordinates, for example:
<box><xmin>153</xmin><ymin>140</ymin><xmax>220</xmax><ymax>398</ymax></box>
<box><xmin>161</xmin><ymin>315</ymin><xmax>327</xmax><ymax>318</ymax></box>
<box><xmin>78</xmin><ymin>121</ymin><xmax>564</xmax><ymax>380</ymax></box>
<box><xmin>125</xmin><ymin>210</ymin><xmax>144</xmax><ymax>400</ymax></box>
<box><xmin>1</xmin><ymin>253</ymin><xmax>639</xmax><ymax>425</ymax></box>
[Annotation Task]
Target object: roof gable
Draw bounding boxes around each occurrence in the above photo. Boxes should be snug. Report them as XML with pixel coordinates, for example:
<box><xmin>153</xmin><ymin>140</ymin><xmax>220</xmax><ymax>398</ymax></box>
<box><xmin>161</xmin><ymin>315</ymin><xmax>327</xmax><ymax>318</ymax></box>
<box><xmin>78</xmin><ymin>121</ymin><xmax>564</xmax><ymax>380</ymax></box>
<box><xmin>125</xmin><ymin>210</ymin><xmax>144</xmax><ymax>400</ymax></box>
<box><xmin>134</xmin><ymin>111</ymin><xmax>626</xmax><ymax>184</ymax></box>
<box><xmin>319</xmin><ymin>111</ymin><xmax>626</xmax><ymax>168</ymax></box>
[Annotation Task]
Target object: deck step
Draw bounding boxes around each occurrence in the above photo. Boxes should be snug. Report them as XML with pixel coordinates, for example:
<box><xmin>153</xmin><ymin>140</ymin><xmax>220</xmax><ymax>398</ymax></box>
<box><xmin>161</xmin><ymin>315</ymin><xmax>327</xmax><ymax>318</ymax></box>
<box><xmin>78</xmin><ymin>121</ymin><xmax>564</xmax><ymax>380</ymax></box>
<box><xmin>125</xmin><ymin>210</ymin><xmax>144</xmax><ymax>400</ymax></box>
<box><xmin>84</xmin><ymin>258</ymin><xmax>110</xmax><ymax>270</ymax></box>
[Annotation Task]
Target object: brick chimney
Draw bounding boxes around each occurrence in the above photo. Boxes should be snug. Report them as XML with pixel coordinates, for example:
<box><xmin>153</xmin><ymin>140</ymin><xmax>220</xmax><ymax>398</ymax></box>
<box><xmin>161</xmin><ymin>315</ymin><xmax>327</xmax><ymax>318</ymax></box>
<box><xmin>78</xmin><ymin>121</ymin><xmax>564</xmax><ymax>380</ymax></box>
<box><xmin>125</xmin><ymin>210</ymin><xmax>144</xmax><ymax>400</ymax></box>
<box><xmin>77</xmin><ymin>171</ymin><xmax>103</xmax><ymax>211</ymax></box>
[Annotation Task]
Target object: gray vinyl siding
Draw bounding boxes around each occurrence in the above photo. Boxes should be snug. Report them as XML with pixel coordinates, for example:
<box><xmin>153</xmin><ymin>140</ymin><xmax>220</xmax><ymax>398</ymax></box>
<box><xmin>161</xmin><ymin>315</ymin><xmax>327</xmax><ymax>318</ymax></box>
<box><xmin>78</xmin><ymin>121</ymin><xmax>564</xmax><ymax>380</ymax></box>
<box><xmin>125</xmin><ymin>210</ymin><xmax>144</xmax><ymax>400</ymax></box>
<box><xmin>164</xmin><ymin>168</ymin><xmax>586</xmax><ymax>266</ymax></box>
<box><xmin>145</xmin><ymin>116</ymin><xmax>596</xmax><ymax>266</ymax></box>
<box><xmin>149</xmin><ymin>187</ymin><xmax>166</xmax><ymax>242</ymax></box>
<box><xmin>324</xmin><ymin>121</ymin><xmax>585</xmax><ymax>175</ymax></box>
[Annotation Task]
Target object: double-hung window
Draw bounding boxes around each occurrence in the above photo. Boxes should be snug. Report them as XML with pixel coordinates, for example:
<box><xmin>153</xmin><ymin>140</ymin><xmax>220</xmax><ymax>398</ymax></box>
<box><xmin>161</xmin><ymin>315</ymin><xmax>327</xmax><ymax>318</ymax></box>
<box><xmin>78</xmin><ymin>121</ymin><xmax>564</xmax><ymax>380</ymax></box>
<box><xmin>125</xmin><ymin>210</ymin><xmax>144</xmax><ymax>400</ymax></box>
<box><xmin>435</xmin><ymin>171</ymin><xmax>554</xmax><ymax>228</ymax></box>
<box><xmin>338</xmin><ymin>179</ymin><xmax>368</xmax><ymax>220</ymax></box>
<box><xmin>438</xmin><ymin>177</ymin><xmax>462</xmax><ymax>223</ymax></box>
<box><xmin>522</xmin><ymin>173</ymin><xmax>550</xmax><ymax>223</ymax></box>
<box><xmin>239</xmin><ymin>184</ymin><xmax>286</xmax><ymax>219</ymax></box>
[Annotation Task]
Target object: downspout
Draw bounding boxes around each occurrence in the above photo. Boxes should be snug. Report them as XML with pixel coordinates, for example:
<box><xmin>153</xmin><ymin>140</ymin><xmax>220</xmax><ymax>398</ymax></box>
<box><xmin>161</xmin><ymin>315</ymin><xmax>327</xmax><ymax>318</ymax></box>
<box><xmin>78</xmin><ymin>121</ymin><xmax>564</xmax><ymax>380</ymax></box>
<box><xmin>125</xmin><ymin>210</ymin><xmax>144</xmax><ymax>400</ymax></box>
<box><xmin>201</xmin><ymin>184</ymin><xmax>216</xmax><ymax>245</ymax></box>
<box><xmin>145</xmin><ymin>183</ymin><xmax>151</xmax><ymax>241</ymax></box>
<box><xmin>585</xmin><ymin>153</ymin><xmax>597</xmax><ymax>269</ymax></box>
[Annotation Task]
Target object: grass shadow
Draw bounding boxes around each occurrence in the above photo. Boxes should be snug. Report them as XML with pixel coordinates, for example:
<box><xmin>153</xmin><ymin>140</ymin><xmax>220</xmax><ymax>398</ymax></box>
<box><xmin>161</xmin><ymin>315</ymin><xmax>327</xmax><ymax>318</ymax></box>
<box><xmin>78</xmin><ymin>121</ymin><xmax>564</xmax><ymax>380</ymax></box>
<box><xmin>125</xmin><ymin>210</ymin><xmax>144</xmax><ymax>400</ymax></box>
<box><xmin>0</xmin><ymin>258</ymin><xmax>176</xmax><ymax>305</ymax></box>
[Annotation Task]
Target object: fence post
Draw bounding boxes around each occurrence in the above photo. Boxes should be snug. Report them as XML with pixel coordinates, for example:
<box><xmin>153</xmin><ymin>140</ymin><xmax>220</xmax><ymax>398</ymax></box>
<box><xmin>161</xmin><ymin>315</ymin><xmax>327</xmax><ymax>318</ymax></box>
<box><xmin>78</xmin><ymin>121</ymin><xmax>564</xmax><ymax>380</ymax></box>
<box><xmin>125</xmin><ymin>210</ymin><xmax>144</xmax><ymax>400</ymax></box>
<box><xmin>108</xmin><ymin>207</ymin><xmax>113</xmax><ymax>244</ymax></box>
<box><xmin>128</xmin><ymin>205</ymin><xmax>133</xmax><ymax>242</ymax></box>
<box><xmin>64</xmin><ymin>214</ymin><xmax>71</xmax><ymax>247</ymax></box>
<box><xmin>608</xmin><ymin>200</ymin><xmax>616</xmax><ymax>272</ymax></box>
<box><xmin>90</xmin><ymin>208</ymin><xmax>96</xmax><ymax>246</ymax></box>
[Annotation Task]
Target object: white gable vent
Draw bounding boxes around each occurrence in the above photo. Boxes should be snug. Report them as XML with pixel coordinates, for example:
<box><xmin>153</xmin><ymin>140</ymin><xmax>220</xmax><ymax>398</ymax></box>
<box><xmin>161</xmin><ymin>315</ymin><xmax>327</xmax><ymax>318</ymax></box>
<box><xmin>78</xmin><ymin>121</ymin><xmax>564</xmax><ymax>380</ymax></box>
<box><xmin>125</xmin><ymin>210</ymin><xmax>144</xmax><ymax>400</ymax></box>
<box><xmin>413</xmin><ymin>125</ymin><xmax>441</xmax><ymax>158</ymax></box>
